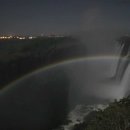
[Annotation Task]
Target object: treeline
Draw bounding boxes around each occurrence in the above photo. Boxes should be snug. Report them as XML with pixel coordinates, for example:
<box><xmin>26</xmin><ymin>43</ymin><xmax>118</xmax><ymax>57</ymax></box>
<box><xmin>0</xmin><ymin>37</ymin><xmax>87</xmax><ymax>89</ymax></box>
<box><xmin>73</xmin><ymin>96</ymin><xmax>130</xmax><ymax>130</ymax></box>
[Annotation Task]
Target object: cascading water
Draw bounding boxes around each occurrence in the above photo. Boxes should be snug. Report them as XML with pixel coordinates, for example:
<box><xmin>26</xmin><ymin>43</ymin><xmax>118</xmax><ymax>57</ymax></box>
<box><xmin>112</xmin><ymin>36</ymin><xmax>130</xmax><ymax>81</ymax></box>
<box><xmin>57</xmin><ymin>38</ymin><xmax>130</xmax><ymax>130</ymax></box>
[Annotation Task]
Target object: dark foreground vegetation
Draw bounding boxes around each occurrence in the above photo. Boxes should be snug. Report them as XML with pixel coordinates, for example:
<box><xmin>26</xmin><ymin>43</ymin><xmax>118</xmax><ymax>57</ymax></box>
<box><xmin>73</xmin><ymin>96</ymin><xmax>130</xmax><ymax>130</ymax></box>
<box><xmin>0</xmin><ymin>37</ymin><xmax>87</xmax><ymax>89</ymax></box>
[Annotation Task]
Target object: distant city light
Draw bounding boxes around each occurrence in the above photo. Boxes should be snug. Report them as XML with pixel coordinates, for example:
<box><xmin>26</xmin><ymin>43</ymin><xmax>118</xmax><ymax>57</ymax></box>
<box><xmin>29</xmin><ymin>36</ymin><xmax>33</xmax><ymax>39</ymax></box>
<box><xmin>0</xmin><ymin>36</ymin><xmax>13</xmax><ymax>39</ymax></box>
<box><xmin>0</xmin><ymin>35</ymin><xmax>30</xmax><ymax>40</ymax></box>
<box><xmin>19</xmin><ymin>37</ymin><xmax>26</xmax><ymax>40</ymax></box>
<box><xmin>0</xmin><ymin>34</ymin><xmax>65</xmax><ymax>40</ymax></box>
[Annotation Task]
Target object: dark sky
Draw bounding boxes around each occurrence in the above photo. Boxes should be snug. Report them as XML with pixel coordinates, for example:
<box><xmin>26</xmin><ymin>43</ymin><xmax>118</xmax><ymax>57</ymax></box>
<box><xmin>0</xmin><ymin>0</ymin><xmax>130</xmax><ymax>35</ymax></box>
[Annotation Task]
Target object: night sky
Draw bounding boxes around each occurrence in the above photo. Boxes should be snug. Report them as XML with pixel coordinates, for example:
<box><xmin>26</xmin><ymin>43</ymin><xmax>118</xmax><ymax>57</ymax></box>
<box><xmin>0</xmin><ymin>0</ymin><xmax>130</xmax><ymax>35</ymax></box>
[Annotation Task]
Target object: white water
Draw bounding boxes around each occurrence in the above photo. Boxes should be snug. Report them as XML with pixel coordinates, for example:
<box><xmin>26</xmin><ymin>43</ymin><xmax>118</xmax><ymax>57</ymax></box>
<box><xmin>62</xmin><ymin>104</ymin><xmax>107</xmax><ymax>130</ymax></box>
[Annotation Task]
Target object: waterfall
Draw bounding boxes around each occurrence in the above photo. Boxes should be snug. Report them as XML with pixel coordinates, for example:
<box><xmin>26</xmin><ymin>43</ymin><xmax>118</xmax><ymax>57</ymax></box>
<box><xmin>113</xmin><ymin>36</ymin><xmax>130</xmax><ymax>81</ymax></box>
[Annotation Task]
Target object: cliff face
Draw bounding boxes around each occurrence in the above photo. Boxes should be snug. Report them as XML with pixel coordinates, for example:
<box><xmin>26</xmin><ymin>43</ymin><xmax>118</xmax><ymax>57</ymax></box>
<box><xmin>0</xmin><ymin>37</ymin><xmax>87</xmax><ymax>89</ymax></box>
